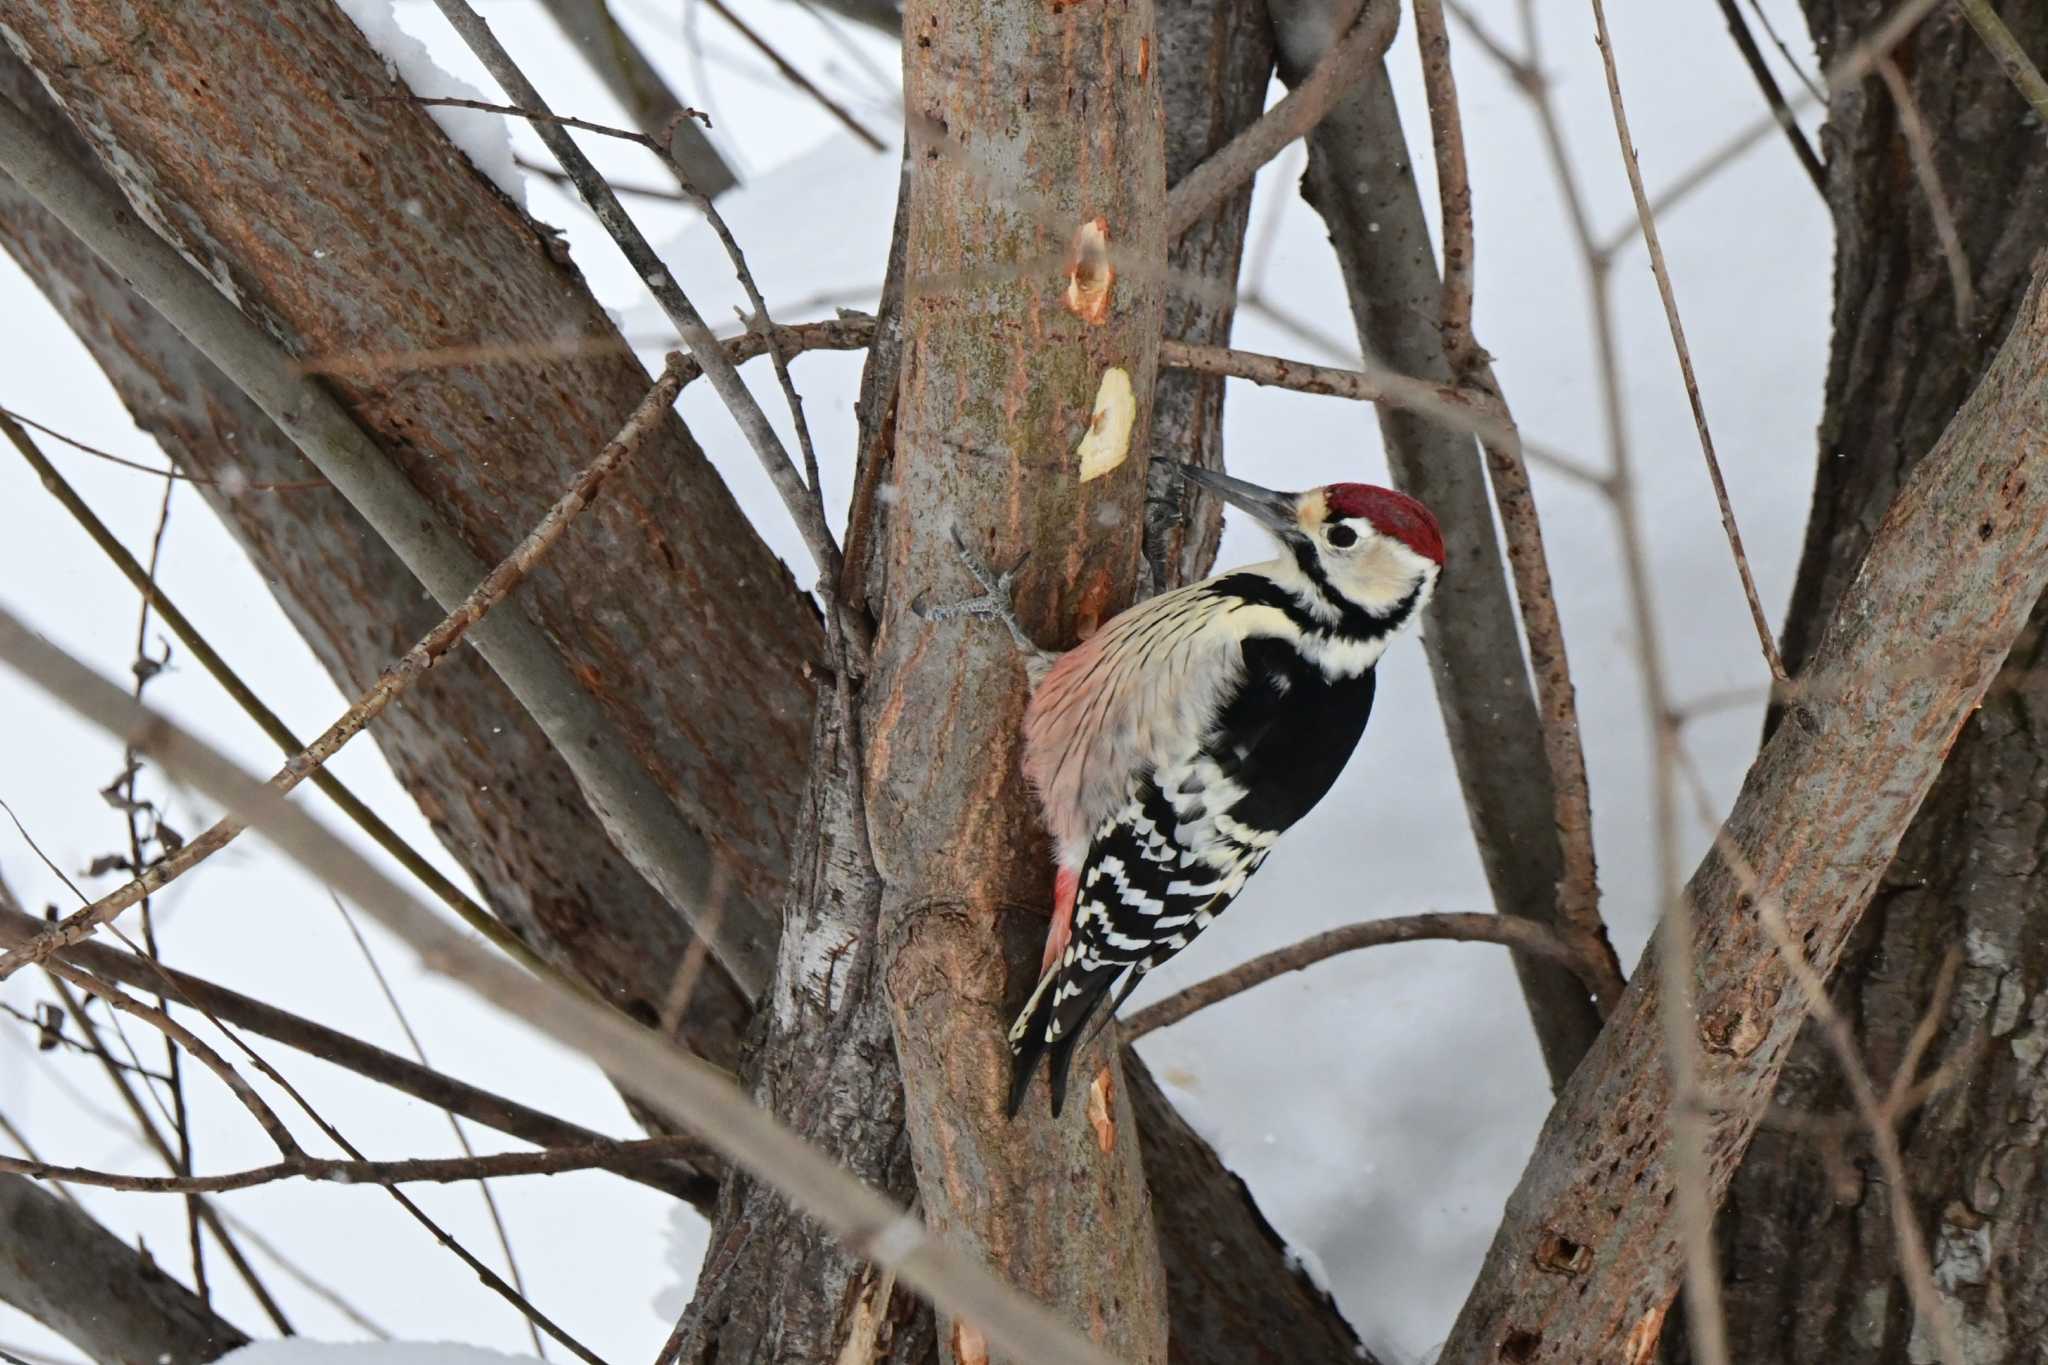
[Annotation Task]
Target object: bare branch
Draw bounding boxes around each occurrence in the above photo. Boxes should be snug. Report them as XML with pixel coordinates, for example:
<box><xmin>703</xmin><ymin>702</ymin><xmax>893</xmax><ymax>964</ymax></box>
<box><xmin>1121</xmin><ymin>912</ymin><xmax>1586</xmax><ymax>1040</ymax></box>
<box><xmin>1165</xmin><ymin>0</ymin><xmax>1400</xmax><ymax>236</ymax></box>
<box><xmin>0</xmin><ymin>358</ymin><xmax>691</xmax><ymax>985</ymax></box>
<box><xmin>0</xmin><ymin>90</ymin><xmax>777</xmax><ymax>994</ymax></box>
<box><xmin>428</xmin><ymin>0</ymin><xmax>847</xmax><ymax>600</ymax></box>
<box><xmin>1954</xmin><ymin>0</ymin><xmax>2048</xmax><ymax>123</ymax></box>
<box><xmin>1875</xmin><ymin>55</ymin><xmax>1977</xmax><ymax>325</ymax></box>
<box><xmin>0</xmin><ymin>621</ymin><xmax>1136</xmax><ymax>1365</ymax></box>
<box><xmin>1711</xmin><ymin>0</ymin><xmax>1827</xmax><ymax>193</ymax></box>
<box><xmin>531</xmin><ymin>0</ymin><xmax>737</xmax><ymax>194</ymax></box>
<box><xmin>0</xmin><ymin>1136</ymin><xmax>723</xmax><ymax>1196</ymax></box>
<box><xmin>0</xmin><ymin>903</ymin><xmax>718</xmax><ymax>1207</ymax></box>
<box><xmin>702</xmin><ymin>0</ymin><xmax>886</xmax><ymax>151</ymax></box>
<box><xmin>1587</xmin><ymin>0</ymin><xmax>1787</xmax><ymax>683</ymax></box>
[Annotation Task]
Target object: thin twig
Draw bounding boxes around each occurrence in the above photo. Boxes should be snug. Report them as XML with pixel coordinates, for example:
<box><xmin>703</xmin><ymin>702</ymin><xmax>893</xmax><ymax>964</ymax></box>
<box><xmin>1749</xmin><ymin>0</ymin><xmax>1825</xmax><ymax>101</ymax></box>
<box><xmin>120</xmin><ymin>469</ymin><xmax>207</xmax><ymax>1304</ymax></box>
<box><xmin>41</xmin><ymin>961</ymin><xmax>302</xmax><ymax>1159</ymax></box>
<box><xmin>3</xmin><ymin>409</ymin><xmax>531</xmax><ymax>973</ymax></box>
<box><xmin>1593</xmin><ymin>0</ymin><xmax>1949</xmax><ymax>260</ymax></box>
<box><xmin>1165</xmin><ymin>0</ymin><xmax>1401</xmax><ymax>235</ymax></box>
<box><xmin>0</xmin><ymin>358</ymin><xmax>689</xmax><ymax>984</ymax></box>
<box><xmin>1876</xmin><ymin>56</ymin><xmax>1977</xmax><ymax>325</ymax></box>
<box><xmin>701</xmin><ymin>0</ymin><xmax>886</xmax><ymax>151</ymax></box>
<box><xmin>0</xmin><ymin>904</ymin><xmax>718</xmax><ymax>1205</ymax></box>
<box><xmin>428</xmin><ymin>0</ymin><xmax>847</xmax><ymax>598</ymax></box>
<box><xmin>350</xmin><ymin>93</ymin><xmax>708</xmax><ymax>147</ymax></box>
<box><xmin>0</xmin><ymin>406</ymin><xmax>324</xmax><ymax>491</ymax></box>
<box><xmin>32</xmin><ymin>973</ymin><xmax>296</xmax><ymax>1333</ymax></box>
<box><xmin>514</xmin><ymin>154</ymin><xmax>692</xmax><ymax>204</ymax></box>
<box><xmin>1563</xmin><ymin>0</ymin><xmax>1733</xmax><ymax>1353</ymax></box>
<box><xmin>332</xmin><ymin>893</ymin><xmax>544</xmax><ymax>1358</ymax></box>
<box><xmin>1712</xmin><ymin>0</ymin><xmax>1827</xmax><ymax>193</ymax></box>
<box><xmin>1413</xmin><ymin>0</ymin><xmax>1478</xmax><ymax>373</ymax></box>
<box><xmin>1588</xmin><ymin>0</ymin><xmax>1787</xmax><ymax>682</ymax></box>
<box><xmin>1412</xmin><ymin>0</ymin><xmax>1623</xmax><ymax>1011</ymax></box>
<box><xmin>0</xmin><ymin>1135</ymin><xmax>718</xmax><ymax>1196</ymax></box>
<box><xmin>0</xmin><ymin>620</ymin><xmax>1135</xmax><ymax>1365</ymax></box>
<box><xmin>1160</xmin><ymin>339</ymin><xmax>1610</xmax><ymax>488</ymax></box>
<box><xmin>1122</xmin><ymin>912</ymin><xmax>1587</xmax><ymax>1040</ymax></box>
<box><xmin>1953</xmin><ymin>0</ymin><xmax>2048</xmax><ymax>124</ymax></box>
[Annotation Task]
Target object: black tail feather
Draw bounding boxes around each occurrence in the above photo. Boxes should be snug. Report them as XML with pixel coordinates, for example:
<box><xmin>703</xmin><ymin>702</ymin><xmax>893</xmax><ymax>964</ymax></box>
<box><xmin>1006</xmin><ymin>962</ymin><xmax>1125</xmax><ymax>1118</ymax></box>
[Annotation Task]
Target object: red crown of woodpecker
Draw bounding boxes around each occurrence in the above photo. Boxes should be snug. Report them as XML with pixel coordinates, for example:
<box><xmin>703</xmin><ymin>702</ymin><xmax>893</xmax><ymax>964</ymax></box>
<box><xmin>1323</xmin><ymin>483</ymin><xmax>1445</xmax><ymax>565</ymax></box>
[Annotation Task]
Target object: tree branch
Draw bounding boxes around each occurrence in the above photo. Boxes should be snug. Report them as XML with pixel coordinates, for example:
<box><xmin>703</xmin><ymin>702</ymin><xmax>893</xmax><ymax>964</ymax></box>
<box><xmin>0</xmin><ymin>904</ymin><xmax>719</xmax><ymax>1207</ymax></box>
<box><xmin>0</xmin><ymin>89</ymin><xmax>777</xmax><ymax>994</ymax></box>
<box><xmin>0</xmin><ymin>1176</ymin><xmax>249</xmax><ymax>1365</ymax></box>
<box><xmin>0</xmin><ymin>1136</ymin><xmax>723</xmax><ymax>1197</ymax></box>
<box><xmin>0</xmin><ymin>618</ymin><xmax>1137</xmax><ymax>1365</ymax></box>
<box><xmin>1166</xmin><ymin>0</ymin><xmax>1400</xmax><ymax>235</ymax></box>
<box><xmin>0</xmin><ymin>356</ymin><xmax>691</xmax><ymax>985</ymax></box>
<box><xmin>1122</xmin><ymin>912</ymin><xmax>1585</xmax><ymax>1040</ymax></box>
<box><xmin>1437</xmin><ymin>261</ymin><xmax>2048</xmax><ymax>1364</ymax></box>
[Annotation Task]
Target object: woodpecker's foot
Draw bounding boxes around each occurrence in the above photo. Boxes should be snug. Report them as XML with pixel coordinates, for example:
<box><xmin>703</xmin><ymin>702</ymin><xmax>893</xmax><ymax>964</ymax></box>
<box><xmin>916</xmin><ymin>525</ymin><xmax>1052</xmax><ymax>669</ymax></box>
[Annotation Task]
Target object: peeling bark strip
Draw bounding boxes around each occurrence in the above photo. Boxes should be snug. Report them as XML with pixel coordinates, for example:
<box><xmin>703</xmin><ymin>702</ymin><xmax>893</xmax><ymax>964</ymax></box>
<box><xmin>0</xmin><ymin>0</ymin><xmax>819</xmax><ymax>930</ymax></box>
<box><xmin>1439</xmin><ymin>267</ymin><xmax>2048</xmax><ymax>1364</ymax></box>
<box><xmin>872</xmin><ymin>0</ymin><xmax>1169</xmax><ymax>1359</ymax></box>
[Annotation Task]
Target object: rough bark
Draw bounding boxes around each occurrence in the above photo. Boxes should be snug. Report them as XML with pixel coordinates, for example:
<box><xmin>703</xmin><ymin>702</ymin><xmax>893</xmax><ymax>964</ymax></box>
<box><xmin>0</xmin><ymin>52</ymin><xmax>750</xmax><ymax>1065</ymax></box>
<box><xmin>1439</xmin><ymin>262</ymin><xmax>2048</xmax><ymax>1364</ymax></box>
<box><xmin>667</xmin><ymin>703</ymin><xmax>934</xmax><ymax>1365</ymax></box>
<box><xmin>871</xmin><ymin>1</ymin><xmax>1169</xmax><ymax>1360</ymax></box>
<box><xmin>0</xmin><ymin>0</ymin><xmax>820</xmax><ymax>932</ymax></box>
<box><xmin>1687</xmin><ymin>5</ymin><xmax>2048</xmax><ymax>1360</ymax></box>
<box><xmin>1270</xmin><ymin>1</ymin><xmax>1604</xmax><ymax>1083</ymax></box>
<box><xmin>5</xmin><ymin>6</ymin><xmax>1384</xmax><ymax>1358</ymax></box>
<box><xmin>0</xmin><ymin>1175</ymin><xmax>250</xmax><ymax>1365</ymax></box>
<box><xmin>1141</xmin><ymin>0</ymin><xmax>1273</xmax><ymax>594</ymax></box>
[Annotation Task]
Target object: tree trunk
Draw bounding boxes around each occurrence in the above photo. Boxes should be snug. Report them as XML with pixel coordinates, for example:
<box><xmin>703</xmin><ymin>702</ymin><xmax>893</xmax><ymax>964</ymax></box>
<box><xmin>1142</xmin><ymin>0</ymin><xmax>1273</xmax><ymax>594</ymax></box>
<box><xmin>1438</xmin><ymin>260</ymin><xmax>2048</xmax><ymax>1363</ymax></box>
<box><xmin>0</xmin><ymin>48</ymin><xmax>752</xmax><ymax>1071</ymax></box>
<box><xmin>0</xmin><ymin>1175</ymin><xmax>249</xmax><ymax>1365</ymax></box>
<box><xmin>4</xmin><ymin>5</ymin><xmax>1377</xmax><ymax>1358</ymax></box>
<box><xmin>1686</xmin><ymin>5</ymin><xmax>2048</xmax><ymax>1360</ymax></box>
<box><xmin>868</xmin><ymin>1</ymin><xmax>1170</xmax><ymax>1359</ymax></box>
<box><xmin>0</xmin><ymin>0</ymin><xmax>821</xmax><ymax>937</ymax></box>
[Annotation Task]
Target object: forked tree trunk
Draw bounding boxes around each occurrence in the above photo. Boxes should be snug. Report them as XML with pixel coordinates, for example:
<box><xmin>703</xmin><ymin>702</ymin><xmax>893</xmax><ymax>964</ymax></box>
<box><xmin>0</xmin><ymin>4</ymin><xmax>1379</xmax><ymax>1361</ymax></box>
<box><xmin>1677</xmin><ymin>4</ymin><xmax>2048</xmax><ymax>1360</ymax></box>
<box><xmin>865</xmin><ymin>2</ymin><xmax>1170</xmax><ymax>1360</ymax></box>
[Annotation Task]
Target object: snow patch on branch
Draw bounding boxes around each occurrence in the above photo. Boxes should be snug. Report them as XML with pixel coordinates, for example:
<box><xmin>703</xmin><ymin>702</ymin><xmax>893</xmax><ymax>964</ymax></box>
<box><xmin>332</xmin><ymin>0</ymin><xmax>525</xmax><ymax>204</ymax></box>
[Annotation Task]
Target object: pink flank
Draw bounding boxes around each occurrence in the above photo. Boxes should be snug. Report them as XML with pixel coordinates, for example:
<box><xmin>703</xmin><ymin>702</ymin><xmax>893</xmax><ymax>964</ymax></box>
<box><xmin>1043</xmin><ymin>867</ymin><xmax>1079</xmax><ymax>974</ymax></box>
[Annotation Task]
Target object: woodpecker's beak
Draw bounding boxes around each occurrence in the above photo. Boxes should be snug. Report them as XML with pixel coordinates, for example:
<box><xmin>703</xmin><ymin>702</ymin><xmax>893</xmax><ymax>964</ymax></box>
<box><xmin>1179</xmin><ymin>464</ymin><xmax>1300</xmax><ymax>536</ymax></box>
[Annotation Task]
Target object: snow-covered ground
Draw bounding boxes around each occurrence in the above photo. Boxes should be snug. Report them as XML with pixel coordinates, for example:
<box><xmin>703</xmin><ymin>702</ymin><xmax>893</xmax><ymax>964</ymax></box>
<box><xmin>0</xmin><ymin>2</ymin><xmax>1828</xmax><ymax>1362</ymax></box>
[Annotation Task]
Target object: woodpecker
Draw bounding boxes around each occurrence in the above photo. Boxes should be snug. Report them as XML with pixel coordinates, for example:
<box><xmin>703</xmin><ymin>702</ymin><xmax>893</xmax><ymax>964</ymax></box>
<box><xmin>1000</xmin><ymin>465</ymin><xmax>1444</xmax><ymax>1116</ymax></box>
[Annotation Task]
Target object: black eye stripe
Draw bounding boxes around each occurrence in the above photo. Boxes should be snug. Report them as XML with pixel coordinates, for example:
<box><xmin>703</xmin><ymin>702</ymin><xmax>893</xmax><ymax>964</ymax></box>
<box><xmin>1326</xmin><ymin>524</ymin><xmax>1358</xmax><ymax>548</ymax></box>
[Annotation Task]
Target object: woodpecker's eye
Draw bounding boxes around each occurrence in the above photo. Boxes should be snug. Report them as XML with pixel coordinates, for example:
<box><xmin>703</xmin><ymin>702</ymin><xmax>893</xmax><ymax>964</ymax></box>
<box><xmin>1326</xmin><ymin>524</ymin><xmax>1359</xmax><ymax>548</ymax></box>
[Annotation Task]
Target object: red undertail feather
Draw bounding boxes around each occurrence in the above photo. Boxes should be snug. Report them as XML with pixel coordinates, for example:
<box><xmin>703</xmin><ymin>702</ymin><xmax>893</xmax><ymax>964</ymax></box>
<box><xmin>1043</xmin><ymin>867</ymin><xmax>1079</xmax><ymax>975</ymax></box>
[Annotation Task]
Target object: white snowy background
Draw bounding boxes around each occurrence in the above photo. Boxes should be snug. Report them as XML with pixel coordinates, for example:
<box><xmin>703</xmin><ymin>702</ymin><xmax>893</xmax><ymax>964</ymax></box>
<box><xmin>0</xmin><ymin>1</ymin><xmax>1832</xmax><ymax>1362</ymax></box>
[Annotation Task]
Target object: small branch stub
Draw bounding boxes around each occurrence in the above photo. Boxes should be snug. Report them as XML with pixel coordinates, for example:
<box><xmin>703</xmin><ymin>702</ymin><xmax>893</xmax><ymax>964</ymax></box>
<box><xmin>1076</xmin><ymin>367</ymin><xmax>1137</xmax><ymax>482</ymax></box>
<box><xmin>1064</xmin><ymin>216</ymin><xmax>1115</xmax><ymax>324</ymax></box>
